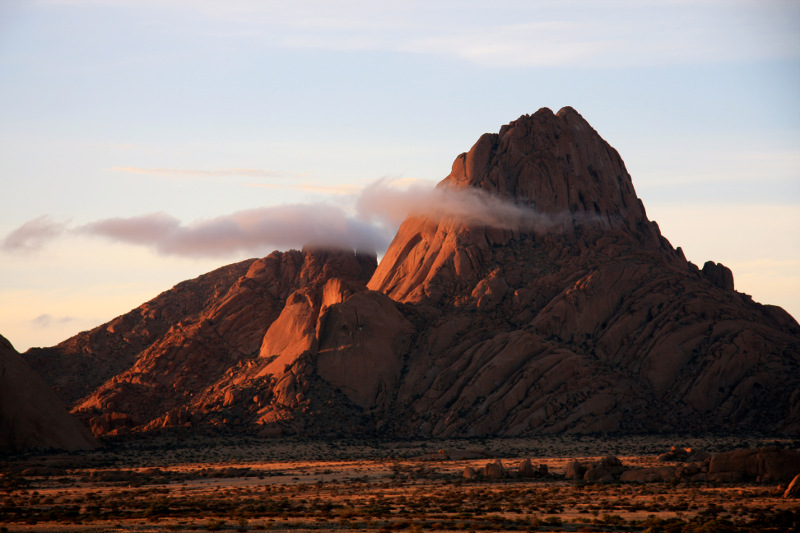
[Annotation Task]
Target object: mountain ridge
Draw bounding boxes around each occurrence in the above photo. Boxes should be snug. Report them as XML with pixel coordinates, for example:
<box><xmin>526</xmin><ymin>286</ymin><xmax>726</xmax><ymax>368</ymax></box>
<box><xmin>21</xmin><ymin>107</ymin><xmax>800</xmax><ymax>439</ymax></box>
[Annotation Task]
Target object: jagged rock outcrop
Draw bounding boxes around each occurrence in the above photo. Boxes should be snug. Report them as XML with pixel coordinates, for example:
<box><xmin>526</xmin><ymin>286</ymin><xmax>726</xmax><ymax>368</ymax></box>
<box><xmin>27</xmin><ymin>249</ymin><xmax>376</xmax><ymax>436</ymax></box>
<box><xmin>26</xmin><ymin>107</ymin><xmax>800</xmax><ymax>438</ymax></box>
<box><xmin>0</xmin><ymin>335</ymin><xmax>98</xmax><ymax>452</ymax></box>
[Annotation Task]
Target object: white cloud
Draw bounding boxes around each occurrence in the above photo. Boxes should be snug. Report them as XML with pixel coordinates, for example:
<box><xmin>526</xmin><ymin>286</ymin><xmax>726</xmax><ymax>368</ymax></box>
<box><xmin>204</xmin><ymin>1</ymin><xmax>800</xmax><ymax>66</ymax></box>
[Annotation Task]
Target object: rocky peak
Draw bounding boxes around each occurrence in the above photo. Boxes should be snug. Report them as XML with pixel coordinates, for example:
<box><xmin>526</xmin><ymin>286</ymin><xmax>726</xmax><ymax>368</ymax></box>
<box><xmin>368</xmin><ymin>107</ymin><xmax>664</xmax><ymax>304</ymax></box>
<box><xmin>441</xmin><ymin>107</ymin><xmax>648</xmax><ymax>230</ymax></box>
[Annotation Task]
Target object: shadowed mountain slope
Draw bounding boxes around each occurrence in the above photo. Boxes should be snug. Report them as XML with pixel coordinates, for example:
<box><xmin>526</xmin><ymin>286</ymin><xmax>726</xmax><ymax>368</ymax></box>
<box><xmin>1</xmin><ymin>335</ymin><xmax>98</xmax><ymax>452</ymax></box>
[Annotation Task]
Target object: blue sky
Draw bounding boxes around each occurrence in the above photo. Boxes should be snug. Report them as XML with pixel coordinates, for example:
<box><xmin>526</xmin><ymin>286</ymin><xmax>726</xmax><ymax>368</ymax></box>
<box><xmin>1</xmin><ymin>0</ymin><xmax>799</xmax><ymax>351</ymax></box>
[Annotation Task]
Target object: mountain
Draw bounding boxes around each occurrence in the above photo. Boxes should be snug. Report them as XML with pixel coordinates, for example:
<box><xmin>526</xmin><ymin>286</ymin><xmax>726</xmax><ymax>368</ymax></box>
<box><xmin>27</xmin><ymin>250</ymin><xmax>377</xmax><ymax>435</ymax></box>
<box><xmin>0</xmin><ymin>334</ymin><xmax>98</xmax><ymax>452</ymax></box>
<box><xmin>25</xmin><ymin>107</ymin><xmax>800</xmax><ymax>438</ymax></box>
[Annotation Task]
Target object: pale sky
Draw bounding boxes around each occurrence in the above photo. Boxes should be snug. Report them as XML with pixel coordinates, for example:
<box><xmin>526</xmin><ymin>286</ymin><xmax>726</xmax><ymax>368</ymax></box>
<box><xmin>1</xmin><ymin>0</ymin><xmax>799</xmax><ymax>352</ymax></box>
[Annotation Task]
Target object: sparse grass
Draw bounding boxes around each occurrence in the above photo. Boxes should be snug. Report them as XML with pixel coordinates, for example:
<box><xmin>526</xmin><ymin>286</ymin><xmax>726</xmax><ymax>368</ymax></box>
<box><xmin>0</xmin><ymin>435</ymin><xmax>798</xmax><ymax>531</ymax></box>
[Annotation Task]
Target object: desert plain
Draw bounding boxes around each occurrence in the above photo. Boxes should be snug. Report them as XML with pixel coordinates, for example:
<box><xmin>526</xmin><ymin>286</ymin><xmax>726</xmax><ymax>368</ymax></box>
<box><xmin>2</xmin><ymin>434</ymin><xmax>798</xmax><ymax>532</ymax></box>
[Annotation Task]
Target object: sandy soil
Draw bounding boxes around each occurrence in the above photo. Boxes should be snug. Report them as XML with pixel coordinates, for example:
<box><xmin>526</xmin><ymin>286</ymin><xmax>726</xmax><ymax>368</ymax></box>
<box><xmin>1</xmin><ymin>434</ymin><xmax>798</xmax><ymax>532</ymax></box>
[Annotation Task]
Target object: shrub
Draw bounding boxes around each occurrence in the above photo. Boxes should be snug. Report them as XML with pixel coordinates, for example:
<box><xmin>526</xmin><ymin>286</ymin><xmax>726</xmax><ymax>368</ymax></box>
<box><xmin>205</xmin><ymin>519</ymin><xmax>224</xmax><ymax>531</ymax></box>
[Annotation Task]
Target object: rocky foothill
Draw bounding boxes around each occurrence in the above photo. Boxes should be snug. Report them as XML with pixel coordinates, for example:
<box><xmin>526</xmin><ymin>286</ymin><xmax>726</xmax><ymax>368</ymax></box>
<box><xmin>5</xmin><ymin>107</ymin><xmax>800</xmax><ymax>450</ymax></box>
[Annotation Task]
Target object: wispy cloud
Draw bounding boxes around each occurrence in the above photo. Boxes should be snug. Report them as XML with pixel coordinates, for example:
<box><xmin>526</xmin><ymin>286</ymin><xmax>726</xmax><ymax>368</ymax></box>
<box><xmin>356</xmin><ymin>179</ymin><xmax>557</xmax><ymax>231</ymax></box>
<box><xmin>111</xmin><ymin>166</ymin><xmax>283</xmax><ymax>179</ymax></box>
<box><xmin>172</xmin><ymin>1</ymin><xmax>800</xmax><ymax>67</ymax></box>
<box><xmin>30</xmin><ymin>1</ymin><xmax>800</xmax><ymax>67</ymax></box>
<box><xmin>400</xmin><ymin>21</ymin><xmax>615</xmax><ymax>68</ymax></box>
<box><xmin>1</xmin><ymin>215</ymin><xmax>68</xmax><ymax>253</ymax></box>
<box><xmin>30</xmin><ymin>314</ymin><xmax>78</xmax><ymax>329</ymax></box>
<box><xmin>245</xmin><ymin>182</ymin><xmax>361</xmax><ymax>195</ymax></box>
<box><xmin>2</xmin><ymin>178</ymin><xmax>571</xmax><ymax>258</ymax></box>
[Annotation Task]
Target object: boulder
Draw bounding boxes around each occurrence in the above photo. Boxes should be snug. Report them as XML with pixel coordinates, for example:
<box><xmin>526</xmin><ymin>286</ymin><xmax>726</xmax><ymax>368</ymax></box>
<box><xmin>658</xmin><ymin>446</ymin><xmax>692</xmax><ymax>462</ymax></box>
<box><xmin>463</xmin><ymin>466</ymin><xmax>478</xmax><ymax>480</ymax></box>
<box><xmin>484</xmin><ymin>459</ymin><xmax>506</xmax><ymax>480</ymax></box>
<box><xmin>582</xmin><ymin>456</ymin><xmax>625</xmax><ymax>483</ymax></box>
<box><xmin>565</xmin><ymin>460</ymin><xmax>586</xmax><ymax>480</ymax></box>
<box><xmin>708</xmin><ymin>448</ymin><xmax>800</xmax><ymax>483</ymax></box>
<box><xmin>518</xmin><ymin>458</ymin><xmax>535</xmax><ymax>477</ymax></box>
<box><xmin>702</xmin><ymin>261</ymin><xmax>734</xmax><ymax>291</ymax></box>
<box><xmin>584</xmin><ymin>467</ymin><xmax>615</xmax><ymax>483</ymax></box>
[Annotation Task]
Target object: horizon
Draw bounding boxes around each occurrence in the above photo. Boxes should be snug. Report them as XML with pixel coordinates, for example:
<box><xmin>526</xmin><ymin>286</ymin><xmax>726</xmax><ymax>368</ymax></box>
<box><xmin>1</xmin><ymin>1</ymin><xmax>799</xmax><ymax>352</ymax></box>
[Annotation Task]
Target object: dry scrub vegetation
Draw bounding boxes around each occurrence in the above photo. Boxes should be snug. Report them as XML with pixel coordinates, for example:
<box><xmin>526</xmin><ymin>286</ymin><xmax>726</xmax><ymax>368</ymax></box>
<box><xmin>1</xmin><ymin>434</ymin><xmax>798</xmax><ymax>532</ymax></box>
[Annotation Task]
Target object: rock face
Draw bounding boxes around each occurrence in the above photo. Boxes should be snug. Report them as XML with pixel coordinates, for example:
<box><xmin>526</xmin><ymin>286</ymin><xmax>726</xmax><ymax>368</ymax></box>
<box><xmin>25</xmin><ymin>107</ymin><xmax>800</xmax><ymax>438</ymax></box>
<box><xmin>0</xmin><ymin>335</ymin><xmax>98</xmax><ymax>452</ymax></box>
<box><xmin>27</xmin><ymin>249</ymin><xmax>377</xmax><ymax>437</ymax></box>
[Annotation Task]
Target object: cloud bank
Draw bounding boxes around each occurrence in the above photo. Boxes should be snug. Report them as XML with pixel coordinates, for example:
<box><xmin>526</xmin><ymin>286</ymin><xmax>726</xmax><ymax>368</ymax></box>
<box><xmin>2</xmin><ymin>179</ymin><xmax>559</xmax><ymax>258</ymax></box>
<box><xmin>79</xmin><ymin>204</ymin><xmax>387</xmax><ymax>258</ymax></box>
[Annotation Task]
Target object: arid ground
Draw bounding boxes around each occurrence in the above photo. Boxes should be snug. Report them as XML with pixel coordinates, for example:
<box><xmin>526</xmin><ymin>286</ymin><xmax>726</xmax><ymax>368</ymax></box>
<box><xmin>1</xmin><ymin>434</ymin><xmax>798</xmax><ymax>532</ymax></box>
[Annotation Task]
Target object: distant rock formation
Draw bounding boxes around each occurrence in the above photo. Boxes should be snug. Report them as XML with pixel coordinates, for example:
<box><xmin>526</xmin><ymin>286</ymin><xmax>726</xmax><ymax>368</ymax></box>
<box><xmin>26</xmin><ymin>107</ymin><xmax>800</xmax><ymax>438</ymax></box>
<box><xmin>0</xmin><ymin>335</ymin><xmax>97</xmax><ymax>452</ymax></box>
